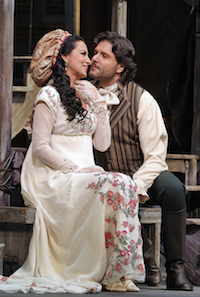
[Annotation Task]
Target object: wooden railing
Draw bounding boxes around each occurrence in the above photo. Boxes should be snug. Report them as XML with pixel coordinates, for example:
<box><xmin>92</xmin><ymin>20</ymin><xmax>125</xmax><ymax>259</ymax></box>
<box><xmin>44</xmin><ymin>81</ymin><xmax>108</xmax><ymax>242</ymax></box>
<box><xmin>166</xmin><ymin>153</ymin><xmax>200</xmax><ymax>192</ymax></box>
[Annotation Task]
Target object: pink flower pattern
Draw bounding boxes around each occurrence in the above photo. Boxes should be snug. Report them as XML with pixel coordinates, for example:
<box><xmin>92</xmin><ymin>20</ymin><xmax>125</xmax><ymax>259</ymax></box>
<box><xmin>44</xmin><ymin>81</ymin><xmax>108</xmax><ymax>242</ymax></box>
<box><xmin>79</xmin><ymin>110</ymin><xmax>96</xmax><ymax>134</ymax></box>
<box><xmin>90</xmin><ymin>182</ymin><xmax>95</xmax><ymax>189</ymax></box>
<box><xmin>86</xmin><ymin>172</ymin><xmax>145</xmax><ymax>283</ymax></box>
<box><xmin>37</xmin><ymin>87</ymin><xmax>57</xmax><ymax>108</ymax></box>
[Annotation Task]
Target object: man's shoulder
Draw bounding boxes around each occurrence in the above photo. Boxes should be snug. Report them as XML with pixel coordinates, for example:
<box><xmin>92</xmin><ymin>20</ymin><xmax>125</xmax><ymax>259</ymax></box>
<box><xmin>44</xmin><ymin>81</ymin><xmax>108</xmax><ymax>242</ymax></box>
<box><xmin>120</xmin><ymin>80</ymin><xmax>145</xmax><ymax>104</ymax></box>
<box><xmin>117</xmin><ymin>80</ymin><xmax>144</xmax><ymax>94</ymax></box>
<box><xmin>124</xmin><ymin>80</ymin><xmax>144</xmax><ymax>91</ymax></box>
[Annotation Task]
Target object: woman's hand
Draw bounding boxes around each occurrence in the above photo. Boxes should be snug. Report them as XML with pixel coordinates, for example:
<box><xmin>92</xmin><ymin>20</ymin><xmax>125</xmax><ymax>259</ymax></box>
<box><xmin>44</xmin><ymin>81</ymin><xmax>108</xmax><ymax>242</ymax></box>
<box><xmin>75</xmin><ymin>80</ymin><xmax>103</xmax><ymax>102</ymax></box>
<box><xmin>76</xmin><ymin>165</ymin><xmax>105</xmax><ymax>173</ymax></box>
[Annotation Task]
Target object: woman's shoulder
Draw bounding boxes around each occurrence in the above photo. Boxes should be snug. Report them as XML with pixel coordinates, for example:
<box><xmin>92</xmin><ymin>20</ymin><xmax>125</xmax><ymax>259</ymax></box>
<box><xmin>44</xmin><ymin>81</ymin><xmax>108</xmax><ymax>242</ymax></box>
<box><xmin>35</xmin><ymin>85</ymin><xmax>60</xmax><ymax>115</ymax></box>
<box><xmin>36</xmin><ymin>85</ymin><xmax>59</xmax><ymax>99</ymax></box>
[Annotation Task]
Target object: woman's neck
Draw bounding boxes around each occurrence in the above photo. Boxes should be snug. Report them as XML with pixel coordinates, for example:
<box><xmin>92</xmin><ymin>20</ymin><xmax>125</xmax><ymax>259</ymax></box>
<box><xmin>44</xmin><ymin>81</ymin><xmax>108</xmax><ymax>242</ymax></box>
<box><xmin>70</xmin><ymin>80</ymin><xmax>75</xmax><ymax>88</ymax></box>
<box><xmin>76</xmin><ymin>91</ymin><xmax>87</xmax><ymax>110</ymax></box>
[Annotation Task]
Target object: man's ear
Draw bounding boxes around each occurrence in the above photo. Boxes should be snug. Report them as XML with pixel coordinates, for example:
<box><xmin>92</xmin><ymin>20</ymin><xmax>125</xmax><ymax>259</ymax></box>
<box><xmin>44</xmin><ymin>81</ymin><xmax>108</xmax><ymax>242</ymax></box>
<box><xmin>116</xmin><ymin>63</ymin><xmax>125</xmax><ymax>74</ymax></box>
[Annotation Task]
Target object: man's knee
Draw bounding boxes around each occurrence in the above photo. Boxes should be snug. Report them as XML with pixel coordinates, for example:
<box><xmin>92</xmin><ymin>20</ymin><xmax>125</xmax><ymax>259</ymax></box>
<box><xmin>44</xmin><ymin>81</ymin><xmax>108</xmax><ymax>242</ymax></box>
<box><xmin>148</xmin><ymin>171</ymin><xmax>186</xmax><ymax>211</ymax></box>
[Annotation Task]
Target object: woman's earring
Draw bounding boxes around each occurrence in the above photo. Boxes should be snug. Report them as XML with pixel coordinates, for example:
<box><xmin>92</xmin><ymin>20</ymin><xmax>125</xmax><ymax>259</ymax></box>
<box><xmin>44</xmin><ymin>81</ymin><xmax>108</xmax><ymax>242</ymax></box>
<box><xmin>65</xmin><ymin>62</ymin><xmax>68</xmax><ymax>71</ymax></box>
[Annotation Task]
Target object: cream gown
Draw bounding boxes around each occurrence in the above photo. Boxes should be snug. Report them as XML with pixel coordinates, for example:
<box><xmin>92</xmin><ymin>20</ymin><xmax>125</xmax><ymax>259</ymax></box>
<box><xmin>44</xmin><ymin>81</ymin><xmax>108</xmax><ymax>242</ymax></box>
<box><xmin>0</xmin><ymin>86</ymin><xmax>145</xmax><ymax>293</ymax></box>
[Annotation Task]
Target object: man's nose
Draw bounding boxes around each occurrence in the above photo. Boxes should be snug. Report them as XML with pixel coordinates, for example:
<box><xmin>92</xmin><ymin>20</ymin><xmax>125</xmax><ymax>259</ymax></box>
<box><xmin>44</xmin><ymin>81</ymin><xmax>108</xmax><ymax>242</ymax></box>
<box><xmin>91</xmin><ymin>54</ymin><xmax>98</xmax><ymax>63</ymax></box>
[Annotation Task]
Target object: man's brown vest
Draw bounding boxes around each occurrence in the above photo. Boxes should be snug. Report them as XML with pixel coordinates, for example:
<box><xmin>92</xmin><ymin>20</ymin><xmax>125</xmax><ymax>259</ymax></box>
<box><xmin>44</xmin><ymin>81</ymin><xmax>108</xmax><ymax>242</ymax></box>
<box><xmin>94</xmin><ymin>80</ymin><xmax>144</xmax><ymax>178</ymax></box>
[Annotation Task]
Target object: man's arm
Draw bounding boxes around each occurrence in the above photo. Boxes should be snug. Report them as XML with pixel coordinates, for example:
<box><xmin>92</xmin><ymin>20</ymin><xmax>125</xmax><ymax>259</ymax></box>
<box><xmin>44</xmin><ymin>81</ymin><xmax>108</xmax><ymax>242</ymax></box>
<box><xmin>133</xmin><ymin>91</ymin><xmax>168</xmax><ymax>202</ymax></box>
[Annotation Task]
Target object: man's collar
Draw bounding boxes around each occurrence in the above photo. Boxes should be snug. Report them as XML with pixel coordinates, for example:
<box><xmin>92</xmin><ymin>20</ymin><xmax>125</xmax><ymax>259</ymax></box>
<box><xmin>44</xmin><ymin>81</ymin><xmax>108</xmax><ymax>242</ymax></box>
<box><xmin>92</xmin><ymin>79</ymin><xmax>125</xmax><ymax>90</ymax></box>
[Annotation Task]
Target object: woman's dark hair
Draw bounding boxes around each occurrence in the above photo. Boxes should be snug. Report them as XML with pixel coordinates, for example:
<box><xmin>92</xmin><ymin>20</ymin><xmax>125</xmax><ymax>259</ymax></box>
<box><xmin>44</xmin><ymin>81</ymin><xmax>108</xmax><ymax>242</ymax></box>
<box><xmin>93</xmin><ymin>31</ymin><xmax>137</xmax><ymax>84</ymax></box>
<box><xmin>52</xmin><ymin>35</ymin><xmax>87</xmax><ymax>121</ymax></box>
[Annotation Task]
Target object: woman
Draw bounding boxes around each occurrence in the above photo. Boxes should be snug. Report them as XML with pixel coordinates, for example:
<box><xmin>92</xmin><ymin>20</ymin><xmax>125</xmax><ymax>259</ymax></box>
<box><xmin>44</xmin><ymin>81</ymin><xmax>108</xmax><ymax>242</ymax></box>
<box><xmin>0</xmin><ymin>29</ymin><xmax>145</xmax><ymax>293</ymax></box>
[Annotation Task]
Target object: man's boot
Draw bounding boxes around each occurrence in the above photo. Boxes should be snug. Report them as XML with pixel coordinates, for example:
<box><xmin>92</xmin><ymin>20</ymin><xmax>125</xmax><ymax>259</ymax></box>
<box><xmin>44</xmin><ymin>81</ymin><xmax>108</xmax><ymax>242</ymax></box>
<box><xmin>142</xmin><ymin>226</ymin><xmax>161</xmax><ymax>286</ymax></box>
<box><xmin>163</xmin><ymin>208</ymin><xmax>193</xmax><ymax>291</ymax></box>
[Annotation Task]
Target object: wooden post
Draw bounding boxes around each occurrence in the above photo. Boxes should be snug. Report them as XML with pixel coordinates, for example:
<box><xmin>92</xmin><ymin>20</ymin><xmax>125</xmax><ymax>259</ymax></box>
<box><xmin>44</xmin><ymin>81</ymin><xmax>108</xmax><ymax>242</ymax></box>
<box><xmin>0</xmin><ymin>0</ymin><xmax>15</xmax><ymax>205</ymax></box>
<box><xmin>64</xmin><ymin>0</ymin><xmax>80</xmax><ymax>35</ymax></box>
<box><xmin>74</xmin><ymin>0</ymin><xmax>80</xmax><ymax>35</ymax></box>
<box><xmin>111</xmin><ymin>0</ymin><xmax>127</xmax><ymax>37</ymax></box>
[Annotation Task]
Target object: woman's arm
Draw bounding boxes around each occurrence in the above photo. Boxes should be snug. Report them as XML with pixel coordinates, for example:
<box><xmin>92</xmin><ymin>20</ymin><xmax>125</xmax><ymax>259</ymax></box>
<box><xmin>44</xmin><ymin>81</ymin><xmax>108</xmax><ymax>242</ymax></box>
<box><xmin>133</xmin><ymin>91</ymin><xmax>168</xmax><ymax>200</ymax></box>
<box><xmin>92</xmin><ymin>104</ymin><xmax>111</xmax><ymax>151</ymax></box>
<box><xmin>75</xmin><ymin>80</ymin><xmax>111</xmax><ymax>151</ymax></box>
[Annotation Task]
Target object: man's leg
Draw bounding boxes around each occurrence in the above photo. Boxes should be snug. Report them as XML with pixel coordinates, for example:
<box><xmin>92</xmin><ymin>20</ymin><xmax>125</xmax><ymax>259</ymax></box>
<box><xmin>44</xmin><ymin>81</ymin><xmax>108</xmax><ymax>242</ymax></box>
<box><xmin>141</xmin><ymin>225</ymin><xmax>161</xmax><ymax>286</ymax></box>
<box><xmin>148</xmin><ymin>170</ymin><xmax>193</xmax><ymax>291</ymax></box>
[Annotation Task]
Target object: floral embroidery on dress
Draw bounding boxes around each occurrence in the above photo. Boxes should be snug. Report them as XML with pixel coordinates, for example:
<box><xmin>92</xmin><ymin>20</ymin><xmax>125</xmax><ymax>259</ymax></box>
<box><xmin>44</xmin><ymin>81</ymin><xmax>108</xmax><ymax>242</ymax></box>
<box><xmin>102</xmin><ymin>209</ymin><xmax>144</xmax><ymax>283</ymax></box>
<box><xmin>0</xmin><ymin>277</ymin><xmax>8</xmax><ymax>283</ymax></box>
<box><xmin>78</xmin><ymin>111</ymin><xmax>97</xmax><ymax>135</ymax></box>
<box><xmin>30</xmin><ymin>282</ymin><xmax>37</xmax><ymax>287</ymax></box>
<box><xmin>67</xmin><ymin>164</ymin><xmax>78</xmax><ymax>173</ymax></box>
<box><xmin>86</xmin><ymin>172</ymin><xmax>138</xmax><ymax>218</ymax></box>
<box><xmin>36</xmin><ymin>86</ymin><xmax>57</xmax><ymax>108</ymax></box>
<box><xmin>85</xmin><ymin>172</ymin><xmax>145</xmax><ymax>284</ymax></box>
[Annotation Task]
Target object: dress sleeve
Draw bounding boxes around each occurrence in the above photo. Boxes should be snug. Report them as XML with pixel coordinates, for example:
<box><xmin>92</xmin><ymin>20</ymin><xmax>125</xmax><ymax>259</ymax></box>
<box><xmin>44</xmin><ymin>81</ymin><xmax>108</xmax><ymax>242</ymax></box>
<box><xmin>32</xmin><ymin>87</ymin><xmax>79</xmax><ymax>173</ymax></box>
<box><xmin>35</xmin><ymin>86</ymin><xmax>59</xmax><ymax>115</ymax></box>
<box><xmin>75</xmin><ymin>81</ymin><xmax>111</xmax><ymax>152</ymax></box>
<box><xmin>92</xmin><ymin>104</ymin><xmax>111</xmax><ymax>152</ymax></box>
<box><xmin>133</xmin><ymin>91</ymin><xmax>168</xmax><ymax>199</ymax></box>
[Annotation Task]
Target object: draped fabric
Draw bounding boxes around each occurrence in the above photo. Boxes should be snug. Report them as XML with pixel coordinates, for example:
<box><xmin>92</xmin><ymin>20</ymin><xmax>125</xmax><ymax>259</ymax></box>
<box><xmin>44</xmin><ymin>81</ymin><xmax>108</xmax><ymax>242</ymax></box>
<box><xmin>167</xmin><ymin>7</ymin><xmax>195</xmax><ymax>152</ymax></box>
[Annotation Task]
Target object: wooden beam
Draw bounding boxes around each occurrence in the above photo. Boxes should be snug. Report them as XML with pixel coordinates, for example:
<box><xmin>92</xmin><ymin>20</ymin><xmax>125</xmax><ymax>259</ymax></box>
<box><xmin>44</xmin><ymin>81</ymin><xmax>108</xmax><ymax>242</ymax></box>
<box><xmin>64</xmin><ymin>0</ymin><xmax>80</xmax><ymax>35</ymax></box>
<box><xmin>0</xmin><ymin>207</ymin><xmax>36</xmax><ymax>224</ymax></box>
<box><xmin>111</xmin><ymin>0</ymin><xmax>127</xmax><ymax>37</ymax></box>
<box><xmin>0</xmin><ymin>0</ymin><xmax>15</xmax><ymax>205</ymax></box>
<box><xmin>74</xmin><ymin>0</ymin><xmax>80</xmax><ymax>35</ymax></box>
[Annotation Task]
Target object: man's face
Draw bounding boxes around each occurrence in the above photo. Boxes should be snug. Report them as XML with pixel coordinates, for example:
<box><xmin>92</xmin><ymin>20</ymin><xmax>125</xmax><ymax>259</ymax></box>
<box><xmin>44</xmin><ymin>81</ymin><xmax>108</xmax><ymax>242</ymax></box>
<box><xmin>89</xmin><ymin>40</ymin><xmax>123</xmax><ymax>87</ymax></box>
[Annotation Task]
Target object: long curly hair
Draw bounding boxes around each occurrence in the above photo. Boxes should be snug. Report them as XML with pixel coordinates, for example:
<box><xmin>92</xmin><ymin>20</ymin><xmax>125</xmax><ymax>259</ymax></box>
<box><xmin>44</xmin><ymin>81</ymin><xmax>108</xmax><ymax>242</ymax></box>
<box><xmin>52</xmin><ymin>35</ymin><xmax>88</xmax><ymax>121</ymax></box>
<box><xmin>93</xmin><ymin>31</ymin><xmax>137</xmax><ymax>85</ymax></box>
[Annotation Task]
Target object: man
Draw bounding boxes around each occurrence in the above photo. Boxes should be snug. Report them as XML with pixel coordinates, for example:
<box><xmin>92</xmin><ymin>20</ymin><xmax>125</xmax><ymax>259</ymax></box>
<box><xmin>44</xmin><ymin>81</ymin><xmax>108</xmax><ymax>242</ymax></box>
<box><xmin>88</xmin><ymin>30</ymin><xmax>193</xmax><ymax>291</ymax></box>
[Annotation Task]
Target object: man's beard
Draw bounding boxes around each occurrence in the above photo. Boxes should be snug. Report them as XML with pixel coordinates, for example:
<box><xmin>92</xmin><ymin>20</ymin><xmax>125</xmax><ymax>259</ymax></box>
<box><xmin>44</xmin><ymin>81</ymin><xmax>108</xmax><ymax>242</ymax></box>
<box><xmin>89</xmin><ymin>66</ymin><xmax>116</xmax><ymax>82</ymax></box>
<box><xmin>88</xmin><ymin>64</ymin><xmax>101</xmax><ymax>79</ymax></box>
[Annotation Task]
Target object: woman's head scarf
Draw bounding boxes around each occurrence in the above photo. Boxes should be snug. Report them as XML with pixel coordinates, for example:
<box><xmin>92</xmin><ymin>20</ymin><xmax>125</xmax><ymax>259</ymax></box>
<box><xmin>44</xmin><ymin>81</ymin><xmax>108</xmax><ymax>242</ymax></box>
<box><xmin>30</xmin><ymin>29</ymin><xmax>71</xmax><ymax>87</ymax></box>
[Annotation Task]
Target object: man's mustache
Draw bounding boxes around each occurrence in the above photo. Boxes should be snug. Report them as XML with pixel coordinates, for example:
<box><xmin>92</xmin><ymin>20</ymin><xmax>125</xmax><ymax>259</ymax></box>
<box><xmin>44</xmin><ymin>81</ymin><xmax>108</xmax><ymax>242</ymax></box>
<box><xmin>90</xmin><ymin>62</ymin><xmax>100</xmax><ymax>70</ymax></box>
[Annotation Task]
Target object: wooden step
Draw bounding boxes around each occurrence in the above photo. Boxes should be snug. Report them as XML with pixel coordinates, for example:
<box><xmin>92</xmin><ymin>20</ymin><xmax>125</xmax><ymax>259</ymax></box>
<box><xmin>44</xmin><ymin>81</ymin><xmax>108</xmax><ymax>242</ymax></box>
<box><xmin>0</xmin><ymin>207</ymin><xmax>36</xmax><ymax>224</ymax></box>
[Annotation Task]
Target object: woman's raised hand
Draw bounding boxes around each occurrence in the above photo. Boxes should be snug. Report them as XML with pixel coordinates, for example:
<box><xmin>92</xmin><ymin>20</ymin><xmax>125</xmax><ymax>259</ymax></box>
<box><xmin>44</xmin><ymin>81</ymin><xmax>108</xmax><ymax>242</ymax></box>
<box><xmin>75</xmin><ymin>80</ymin><xmax>103</xmax><ymax>102</ymax></box>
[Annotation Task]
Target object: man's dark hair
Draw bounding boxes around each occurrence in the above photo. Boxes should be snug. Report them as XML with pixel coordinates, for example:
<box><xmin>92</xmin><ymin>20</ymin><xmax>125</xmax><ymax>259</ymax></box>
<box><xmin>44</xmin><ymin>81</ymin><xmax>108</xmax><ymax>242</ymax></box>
<box><xmin>93</xmin><ymin>31</ymin><xmax>137</xmax><ymax>84</ymax></box>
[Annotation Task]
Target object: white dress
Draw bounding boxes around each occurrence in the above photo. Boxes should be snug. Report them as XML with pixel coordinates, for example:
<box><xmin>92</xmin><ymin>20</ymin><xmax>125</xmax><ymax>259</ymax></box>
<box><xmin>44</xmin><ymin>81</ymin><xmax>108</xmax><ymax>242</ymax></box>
<box><xmin>0</xmin><ymin>86</ymin><xmax>145</xmax><ymax>293</ymax></box>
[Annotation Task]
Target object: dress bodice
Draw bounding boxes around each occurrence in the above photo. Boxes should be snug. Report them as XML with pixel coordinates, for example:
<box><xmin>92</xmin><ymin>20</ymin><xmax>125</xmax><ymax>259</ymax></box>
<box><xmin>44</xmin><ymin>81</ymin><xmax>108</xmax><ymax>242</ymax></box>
<box><xmin>34</xmin><ymin>85</ymin><xmax>98</xmax><ymax>168</ymax></box>
<box><xmin>35</xmin><ymin>85</ymin><xmax>97</xmax><ymax>138</ymax></box>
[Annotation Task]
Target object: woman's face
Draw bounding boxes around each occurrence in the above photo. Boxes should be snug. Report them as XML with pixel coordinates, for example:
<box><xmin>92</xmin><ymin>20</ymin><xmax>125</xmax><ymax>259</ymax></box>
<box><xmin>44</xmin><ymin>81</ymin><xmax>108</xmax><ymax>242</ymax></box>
<box><xmin>62</xmin><ymin>40</ymin><xmax>91</xmax><ymax>86</ymax></box>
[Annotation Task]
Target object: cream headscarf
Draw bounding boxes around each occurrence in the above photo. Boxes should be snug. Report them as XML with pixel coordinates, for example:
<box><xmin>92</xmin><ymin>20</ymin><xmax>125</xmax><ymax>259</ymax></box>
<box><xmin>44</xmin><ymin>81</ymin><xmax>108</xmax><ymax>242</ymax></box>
<box><xmin>30</xmin><ymin>29</ymin><xmax>71</xmax><ymax>87</ymax></box>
